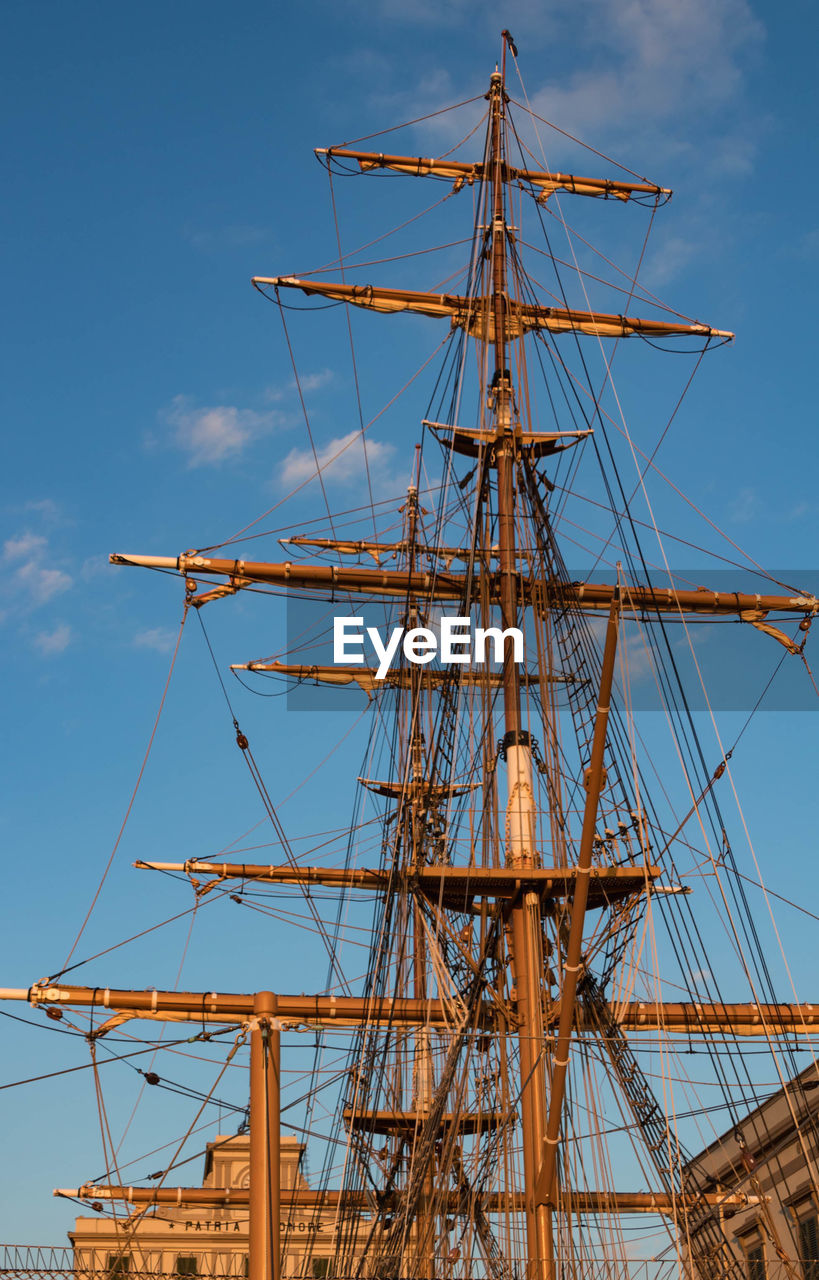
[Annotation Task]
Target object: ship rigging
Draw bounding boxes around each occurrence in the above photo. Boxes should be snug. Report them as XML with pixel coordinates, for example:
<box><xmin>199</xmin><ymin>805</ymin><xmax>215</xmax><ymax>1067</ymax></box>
<box><xmin>4</xmin><ymin>34</ymin><xmax>819</xmax><ymax>1280</ymax></box>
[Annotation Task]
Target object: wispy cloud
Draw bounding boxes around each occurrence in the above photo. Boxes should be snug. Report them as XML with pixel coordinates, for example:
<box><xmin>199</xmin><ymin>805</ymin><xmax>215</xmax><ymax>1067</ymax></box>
<box><xmin>279</xmin><ymin>430</ymin><xmax>394</xmax><ymax>491</ymax></box>
<box><xmin>787</xmin><ymin>500</ymin><xmax>816</xmax><ymax>522</ymax></box>
<box><xmin>264</xmin><ymin>368</ymin><xmax>335</xmax><ymax>404</ymax></box>
<box><xmin>4</xmin><ymin>532</ymin><xmax>48</xmax><ymax>562</ymax></box>
<box><xmin>643</xmin><ymin>233</ymin><xmax>699</xmax><ymax>287</ymax></box>
<box><xmin>159</xmin><ymin>396</ymin><xmax>284</xmax><ymax>467</ymax></box>
<box><xmin>3</xmin><ymin>532</ymin><xmax>72</xmax><ymax>608</ymax></box>
<box><xmin>34</xmin><ymin>623</ymin><xmax>72</xmax><ymax>656</ymax></box>
<box><xmin>133</xmin><ymin>627</ymin><xmax>177</xmax><ymax>654</ymax></box>
<box><xmin>23</xmin><ymin>498</ymin><xmax>61</xmax><ymax>525</ymax></box>
<box><xmin>368</xmin><ymin>0</ymin><xmax>763</xmax><ymax>175</ymax></box>
<box><xmin>367</xmin><ymin>68</ymin><xmax>477</xmax><ymax>145</ymax></box>
<box><xmin>14</xmin><ymin>560</ymin><xmax>72</xmax><ymax>605</ymax></box>
<box><xmin>297</xmin><ymin>369</ymin><xmax>335</xmax><ymax>394</ymax></box>
<box><xmin>728</xmin><ymin>486</ymin><xmax>762</xmax><ymax>524</ymax></box>
<box><xmin>617</xmin><ymin>622</ymin><xmax>658</xmax><ymax>686</ymax></box>
<box><xmin>528</xmin><ymin>0</ymin><xmax>763</xmax><ymax>155</ymax></box>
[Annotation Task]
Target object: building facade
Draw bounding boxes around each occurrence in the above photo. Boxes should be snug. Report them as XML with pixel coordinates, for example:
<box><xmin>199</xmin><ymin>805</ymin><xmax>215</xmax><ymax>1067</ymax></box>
<box><xmin>70</xmin><ymin>1134</ymin><xmax>363</xmax><ymax>1280</ymax></box>
<box><xmin>685</xmin><ymin>1066</ymin><xmax>819</xmax><ymax>1280</ymax></box>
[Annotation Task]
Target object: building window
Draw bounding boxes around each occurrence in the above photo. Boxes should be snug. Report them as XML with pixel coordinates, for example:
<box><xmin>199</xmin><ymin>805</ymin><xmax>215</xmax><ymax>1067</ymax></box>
<box><xmin>799</xmin><ymin>1213</ymin><xmax>819</xmax><ymax>1280</ymax></box>
<box><xmin>176</xmin><ymin>1257</ymin><xmax>198</xmax><ymax>1277</ymax></box>
<box><xmin>744</xmin><ymin>1239</ymin><xmax>765</xmax><ymax>1280</ymax></box>
<box><xmin>107</xmin><ymin>1256</ymin><xmax>130</xmax><ymax>1279</ymax></box>
<box><xmin>311</xmin><ymin>1261</ymin><xmax>330</xmax><ymax>1280</ymax></box>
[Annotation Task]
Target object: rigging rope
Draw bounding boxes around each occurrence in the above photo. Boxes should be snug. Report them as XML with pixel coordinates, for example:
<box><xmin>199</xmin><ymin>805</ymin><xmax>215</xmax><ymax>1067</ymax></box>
<box><xmin>57</xmin><ymin>604</ymin><xmax>189</xmax><ymax>977</ymax></box>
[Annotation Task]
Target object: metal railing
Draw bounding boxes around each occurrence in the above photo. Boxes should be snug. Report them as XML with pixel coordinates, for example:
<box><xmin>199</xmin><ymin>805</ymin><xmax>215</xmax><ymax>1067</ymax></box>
<box><xmin>0</xmin><ymin>1249</ymin><xmax>244</xmax><ymax>1280</ymax></box>
<box><xmin>1</xmin><ymin>1250</ymin><xmax>815</xmax><ymax>1280</ymax></box>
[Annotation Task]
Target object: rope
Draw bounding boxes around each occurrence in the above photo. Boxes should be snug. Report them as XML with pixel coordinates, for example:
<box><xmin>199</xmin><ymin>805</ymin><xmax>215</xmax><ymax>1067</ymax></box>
<box><xmin>194</xmin><ymin>609</ymin><xmax>353</xmax><ymax>996</ymax></box>
<box><xmin>329</xmin><ymin>95</ymin><xmax>486</xmax><ymax>149</ymax></box>
<box><xmin>201</xmin><ymin>337</ymin><xmax>450</xmax><ymax>550</ymax></box>
<box><xmin>275</xmin><ymin>294</ymin><xmax>339</xmax><ymax>540</ymax></box>
<box><xmin>58</xmin><ymin>605</ymin><xmax>189</xmax><ymax>975</ymax></box>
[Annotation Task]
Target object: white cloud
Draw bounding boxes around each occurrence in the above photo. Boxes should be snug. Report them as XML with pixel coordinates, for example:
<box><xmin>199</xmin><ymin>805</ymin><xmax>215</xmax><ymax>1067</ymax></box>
<box><xmin>728</xmin><ymin>486</ymin><xmax>761</xmax><ymax>524</ymax></box>
<box><xmin>369</xmin><ymin>68</ymin><xmax>474</xmax><ymax>145</ymax></box>
<box><xmin>34</xmin><ymin>623</ymin><xmax>72</xmax><ymax>656</ymax></box>
<box><xmin>4</xmin><ymin>532</ymin><xmax>47</xmax><ymax>561</ymax></box>
<box><xmin>161</xmin><ymin>396</ymin><xmax>281</xmax><ymax>467</ymax></box>
<box><xmin>264</xmin><ymin>369</ymin><xmax>334</xmax><ymax>404</ymax></box>
<box><xmin>674</xmin><ymin>623</ymin><xmax>713</xmax><ymax>655</ymax></box>
<box><xmin>370</xmin><ymin>0</ymin><xmax>762</xmax><ymax>170</ymax></box>
<box><xmin>643</xmin><ymin>234</ymin><xmax>698</xmax><ymax>287</ymax></box>
<box><xmin>23</xmin><ymin>498</ymin><xmax>61</xmax><ymax>524</ymax></box>
<box><xmin>297</xmin><ymin>369</ymin><xmax>334</xmax><ymax>394</ymax></box>
<box><xmin>279</xmin><ymin>430</ymin><xmax>394</xmax><ymax>490</ymax></box>
<box><xmin>529</xmin><ymin>0</ymin><xmax>763</xmax><ymax>147</ymax></box>
<box><xmin>133</xmin><ymin>627</ymin><xmax>177</xmax><ymax>654</ymax></box>
<box><xmin>787</xmin><ymin>501</ymin><xmax>815</xmax><ymax>522</ymax></box>
<box><xmin>3</xmin><ymin>532</ymin><xmax>72</xmax><ymax>607</ymax></box>
<box><xmin>14</xmin><ymin>561</ymin><xmax>72</xmax><ymax>604</ymax></box>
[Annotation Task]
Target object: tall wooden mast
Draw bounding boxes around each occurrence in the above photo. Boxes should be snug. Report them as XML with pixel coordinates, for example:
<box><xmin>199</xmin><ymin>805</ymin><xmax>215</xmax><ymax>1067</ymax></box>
<box><xmin>487</xmin><ymin>66</ymin><xmax>552</xmax><ymax>1280</ymax></box>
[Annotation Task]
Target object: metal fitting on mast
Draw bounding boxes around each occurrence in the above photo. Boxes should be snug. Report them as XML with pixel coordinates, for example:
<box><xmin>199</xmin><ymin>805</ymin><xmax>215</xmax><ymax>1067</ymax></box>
<box><xmin>489</xmin><ymin>367</ymin><xmax>515</xmax><ymax>432</ymax></box>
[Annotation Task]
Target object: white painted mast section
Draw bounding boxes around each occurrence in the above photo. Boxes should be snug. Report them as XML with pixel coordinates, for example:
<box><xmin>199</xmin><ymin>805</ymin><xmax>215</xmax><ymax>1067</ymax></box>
<box><xmin>498</xmin><ymin>358</ymin><xmax>537</xmax><ymax>870</ymax></box>
<box><xmin>109</xmin><ymin>553</ymin><xmax>181</xmax><ymax>569</ymax></box>
<box><xmin>505</xmin><ymin>741</ymin><xmax>538</xmax><ymax>865</ymax></box>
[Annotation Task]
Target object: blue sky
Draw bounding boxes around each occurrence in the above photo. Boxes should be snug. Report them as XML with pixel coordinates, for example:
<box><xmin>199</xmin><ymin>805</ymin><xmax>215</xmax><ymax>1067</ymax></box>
<box><xmin>2</xmin><ymin>0</ymin><xmax>819</xmax><ymax>1249</ymax></box>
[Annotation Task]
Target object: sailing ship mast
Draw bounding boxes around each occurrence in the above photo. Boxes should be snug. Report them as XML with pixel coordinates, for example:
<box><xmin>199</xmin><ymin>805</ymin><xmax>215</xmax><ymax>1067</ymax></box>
<box><xmin>4</xmin><ymin>37</ymin><xmax>819</xmax><ymax>1280</ymax></box>
<box><xmin>484</xmin><ymin>64</ymin><xmax>551</xmax><ymax>1276</ymax></box>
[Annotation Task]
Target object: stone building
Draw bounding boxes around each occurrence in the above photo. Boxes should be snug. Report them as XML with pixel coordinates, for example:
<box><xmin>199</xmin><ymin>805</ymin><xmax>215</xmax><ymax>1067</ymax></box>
<box><xmin>69</xmin><ymin>1133</ymin><xmax>358</xmax><ymax>1279</ymax></box>
<box><xmin>684</xmin><ymin>1064</ymin><xmax>819</xmax><ymax>1280</ymax></box>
